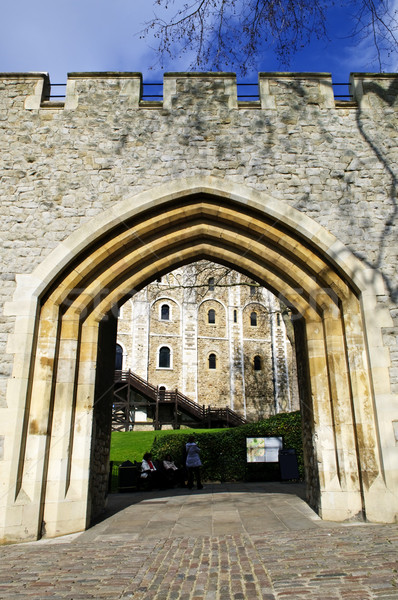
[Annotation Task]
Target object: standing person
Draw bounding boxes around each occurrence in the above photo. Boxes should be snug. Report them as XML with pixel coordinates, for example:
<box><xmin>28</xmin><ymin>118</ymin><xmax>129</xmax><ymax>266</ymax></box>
<box><xmin>185</xmin><ymin>435</ymin><xmax>203</xmax><ymax>490</ymax></box>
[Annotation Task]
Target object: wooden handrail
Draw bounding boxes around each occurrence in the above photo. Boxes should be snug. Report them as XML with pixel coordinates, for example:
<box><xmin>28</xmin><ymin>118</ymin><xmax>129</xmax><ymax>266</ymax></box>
<box><xmin>114</xmin><ymin>369</ymin><xmax>246</xmax><ymax>426</ymax></box>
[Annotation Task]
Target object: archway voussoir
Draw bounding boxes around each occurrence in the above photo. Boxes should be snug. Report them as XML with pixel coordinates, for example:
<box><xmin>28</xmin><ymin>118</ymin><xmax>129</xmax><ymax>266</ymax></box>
<box><xmin>3</xmin><ymin>173</ymin><xmax>396</xmax><ymax>542</ymax></box>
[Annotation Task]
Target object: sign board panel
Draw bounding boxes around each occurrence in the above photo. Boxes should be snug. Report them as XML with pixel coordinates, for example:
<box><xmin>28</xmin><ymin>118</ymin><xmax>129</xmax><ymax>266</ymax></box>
<box><xmin>246</xmin><ymin>436</ymin><xmax>283</xmax><ymax>463</ymax></box>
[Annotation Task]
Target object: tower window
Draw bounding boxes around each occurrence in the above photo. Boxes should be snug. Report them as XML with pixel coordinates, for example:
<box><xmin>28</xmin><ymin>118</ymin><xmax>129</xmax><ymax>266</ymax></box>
<box><xmin>208</xmin><ymin>277</ymin><xmax>215</xmax><ymax>291</ymax></box>
<box><xmin>208</xmin><ymin>309</ymin><xmax>216</xmax><ymax>324</ymax></box>
<box><xmin>209</xmin><ymin>353</ymin><xmax>217</xmax><ymax>369</ymax></box>
<box><xmin>250</xmin><ymin>284</ymin><xmax>256</xmax><ymax>297</ymax></box>
<box><xmin>250</xmin><ymin>311</ymin><xmax>257</xmax><ymax>326</ymax></box>
<box><xmin>115</xmin><ymin>344</ymin><xmax>123</xmax><ymax>371</ymax></box>
<box><xmin>233</xmin><ymin>309</ymin><xmax>237</xmax><ymax>323</ymax></box>
<box><xmin>254</xmin><ymin>355</ymin><xmax>262</xmax><ymax>371</ymax></box>
<box><xmin>159</xmin><ymin>346</ymin><xmax>171</xmax><ymax>368</ymax></box>
<box><xmin>160</xmin><ymin>304</ymin><xmax>170</xmax><ymax>321</ymax></box>
<box><xmin>276</xmin><ymin>313</ymin><xmax>281</xmax><ymax>326</ymax></box>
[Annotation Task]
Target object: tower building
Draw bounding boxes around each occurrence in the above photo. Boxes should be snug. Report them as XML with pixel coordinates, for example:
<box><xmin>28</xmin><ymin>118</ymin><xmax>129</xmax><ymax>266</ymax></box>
<box><xmin>117</xmin><ymin>261</ymin><xmax>299</xmax><ymax>422</ymax></box>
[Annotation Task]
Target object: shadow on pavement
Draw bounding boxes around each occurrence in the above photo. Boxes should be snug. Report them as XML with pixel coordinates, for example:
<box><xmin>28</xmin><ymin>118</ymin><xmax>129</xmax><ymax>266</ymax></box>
<box><xmin>93</xmin><ymin>481</ymin><xmax>308</xmax><ymax>526</ymax></box>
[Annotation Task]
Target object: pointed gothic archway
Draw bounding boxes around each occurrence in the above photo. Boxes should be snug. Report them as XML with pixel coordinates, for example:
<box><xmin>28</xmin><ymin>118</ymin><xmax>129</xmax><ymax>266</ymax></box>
<box><xmin>2</xmin><ymin>176</ymin><xmax>396</xmax><ymax>542</ymax></box>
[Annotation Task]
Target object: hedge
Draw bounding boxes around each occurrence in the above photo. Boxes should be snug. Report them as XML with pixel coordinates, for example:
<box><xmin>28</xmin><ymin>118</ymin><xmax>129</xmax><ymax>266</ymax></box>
<box><xmin>151</xmin><ymin>411</ymin><xmax>304</xmax><ymax>482</ymax></box>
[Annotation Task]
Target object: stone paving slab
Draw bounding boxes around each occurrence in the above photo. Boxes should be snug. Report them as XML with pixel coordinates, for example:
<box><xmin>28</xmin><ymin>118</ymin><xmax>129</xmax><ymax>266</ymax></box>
<box><xmin>0</xmin><ymin>483</ymin><xmax>397</xmax><ymax>599</ymax></box>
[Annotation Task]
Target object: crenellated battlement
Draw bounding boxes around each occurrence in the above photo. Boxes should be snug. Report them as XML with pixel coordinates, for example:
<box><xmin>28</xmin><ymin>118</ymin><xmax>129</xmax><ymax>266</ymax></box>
<box><xmin>0</xmin><ymin>71</ymin><xmax>397</xmax><ymax>111</ymax></box>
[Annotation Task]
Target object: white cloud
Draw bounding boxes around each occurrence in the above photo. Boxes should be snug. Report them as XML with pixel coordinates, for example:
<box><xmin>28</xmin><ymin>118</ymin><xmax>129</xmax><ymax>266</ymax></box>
<box><xmin>0</xmin><ymin>0</ymin><xmax>188</xmax><ymax>81</ymax></box>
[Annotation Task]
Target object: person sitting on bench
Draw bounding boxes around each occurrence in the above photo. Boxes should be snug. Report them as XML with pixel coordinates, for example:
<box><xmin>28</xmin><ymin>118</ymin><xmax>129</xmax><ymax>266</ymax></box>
<box><xmin>141</xmin><ymin>452</ymin><xmax>163</xmax><ymax>489</ymax></box>
<box><xmin>162</xmin><ymin>454</ymin><xmax>186</xmax><ymax>487</ymax></box>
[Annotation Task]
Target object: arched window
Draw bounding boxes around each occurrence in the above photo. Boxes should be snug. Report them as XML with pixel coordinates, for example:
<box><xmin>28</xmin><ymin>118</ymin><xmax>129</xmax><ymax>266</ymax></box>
<box><xmin>208</xmin><ymin>277</ymin><xmax>215</xmax><ymax>291</ymax></box>
<box><xmin>159</xmin><ymin>346</ymin><xmax>171</xmax><ymax>368</ymax></box>
<box><xmin>209</xmin><ymin>353</ymin><xmax>217</xmax><ymax>369</ymax></box>
<box><xmin>159</xmin><ymin>385</ymin><xmax>166</xmax><ymax>399</ymax></box>
<box><xmin>160</xmin><ymin>304</ymin><xmax>170</xmax><ymax>321</ymax></box>
<box><xmin>254</xmin><ymin>355</ymin><xmax>262</xmax><ymax>371</ymax></box>
<box><xmin>250</xmin><ymin>311</ymin><xmax>257</xmax><ymax>326</ymax></box>
<box><xmin>208</xmin><ymin>308</ymin><xmax>216</xmax><ymax>324</ymax></box>
<box><xmin>115</xmin><ymin>344</ymin><xmax>123</xmax><ymax>371</ymax></box>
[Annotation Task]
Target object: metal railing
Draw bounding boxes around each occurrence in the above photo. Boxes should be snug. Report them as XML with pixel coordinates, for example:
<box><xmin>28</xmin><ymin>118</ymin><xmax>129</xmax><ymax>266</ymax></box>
<box><xmin>43</xmin><ymin>81</ymin><xmax>353</xmax><ymax>103</ymax></box>
<box><xmin>142</xmin><ymin>82</ymin><xmax>163</xmax><ymax>100</ymax></box>
<box><xmin>43</xmin><ymin>83</ymin><xmax>67</xmax><ymax>101</ymax></box>
<box><xmin>143</xmin><ymin>81</ymin><xmax>354</xmax><ymax>102</ymax></box>
<box><xmin>141</xmin><ymin>82</ymin><xmax>261</xmax><ymax>101</ymax></box>
<box><xmin>237</xmin><ymin>83</ymin><xmax>259</xmax><ymax>100</ymax></box>
<box><xmin>332</xmin><ymin>83</ymin><xmax>353</xmax><ymax>101</ymax></box>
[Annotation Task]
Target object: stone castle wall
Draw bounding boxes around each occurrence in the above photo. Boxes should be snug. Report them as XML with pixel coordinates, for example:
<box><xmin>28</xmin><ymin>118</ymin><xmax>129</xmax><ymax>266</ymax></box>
<box><xmin>0</xmin><ymin>70</ymin><xmax>397</xmax><ymax>538</ymax></box>
<box><xmin>0</xmin><ymin>71</ymin><xmax>397</xmax><ymax>410</ymax></box>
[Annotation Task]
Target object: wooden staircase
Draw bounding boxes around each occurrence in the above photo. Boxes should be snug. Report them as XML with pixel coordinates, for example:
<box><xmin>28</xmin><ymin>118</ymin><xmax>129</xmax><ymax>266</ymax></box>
<box><xmin>112</xmin><ymin>370</ymin><xmax>246</xmax><ymax>431</ymax></box>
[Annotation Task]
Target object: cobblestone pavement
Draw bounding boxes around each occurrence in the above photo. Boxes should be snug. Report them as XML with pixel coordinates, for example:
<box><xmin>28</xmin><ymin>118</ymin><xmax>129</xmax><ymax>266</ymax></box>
<box><xmin>1</xmin><ymin>483</ymin><xmax>397</xmax><ymax>600</ymax></box>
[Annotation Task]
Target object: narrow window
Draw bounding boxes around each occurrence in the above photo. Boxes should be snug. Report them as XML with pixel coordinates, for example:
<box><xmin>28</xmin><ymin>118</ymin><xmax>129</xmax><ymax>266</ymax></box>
<box><xmin>208</xmin><ymin>277</ymin><xmax>215</xmax><ymax>291</ymax></box>
<box><xmin>159</xmin><ymin>385</ymin><xmax>166</xmax><ymax>399</ymax></box>
<box><xmin>276</xmin><ymin>313</ymin><xmax>281</xmax><ymax>326</ymax></box>
<box><xmin>250</xmin><ymin>311</ymin><xmax>257</xmax><ymax>326</ymax></box>
<box><xmin>159</xmin><ymin>346</ymin><xmax>170</xmax><ymax>368</ymax></box>
<box><xmin>233</xmin><ymin>309</ymin><xmax>237</xmax><ymax>323</ymax></box>
<box><xmin>209</xmin><ymin>353</ymin><xmax>216</xmax><ymax>369</ymax></box>
<box><xmin>250</xmin><ymin>283</ymin><xmax>256</xmax><ymax>297</ymax></box>
<box><xmin>115</xmin><ymin>344</ymin><xmax>123</xmax><ymax>371</ymax></box>
<box><xmin>208</xmin><ymin>308</ymin><xmax>216</xmax><ymax>324</ymax></box>
<box><xmin>161</xmin><ymin>304</ymin><xmax>170</xmax><ymax>321</ymax></box>
<box><xmin>254</xmin><ymin>355</ymin><xmax>262</xmax><ymax>371</ymax></box>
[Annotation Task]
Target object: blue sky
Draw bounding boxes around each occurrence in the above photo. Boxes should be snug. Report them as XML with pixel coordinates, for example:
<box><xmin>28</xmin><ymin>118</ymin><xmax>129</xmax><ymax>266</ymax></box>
<box><xmin>0</xmin><ymin>0</ymin><xmax>397</xmax><ymax>85</ymax></box>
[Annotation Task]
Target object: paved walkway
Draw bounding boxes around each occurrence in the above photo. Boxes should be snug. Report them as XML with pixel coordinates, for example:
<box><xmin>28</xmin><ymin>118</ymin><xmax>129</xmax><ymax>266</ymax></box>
<box><xmin>1</xmin><ymin>482</ymin><xmax>397</xmax><ymax>599</ymax></box>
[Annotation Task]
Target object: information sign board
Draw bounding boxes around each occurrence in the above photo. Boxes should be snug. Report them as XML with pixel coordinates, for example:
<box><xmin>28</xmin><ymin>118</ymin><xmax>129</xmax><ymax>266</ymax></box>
<box><xmin>246</xmin><ymin>436</ymin><xmax>283</xmax><ymax>463</ymax></box>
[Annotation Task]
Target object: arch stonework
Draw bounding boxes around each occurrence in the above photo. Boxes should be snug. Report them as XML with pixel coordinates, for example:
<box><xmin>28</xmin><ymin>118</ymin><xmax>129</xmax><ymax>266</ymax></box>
<box><xmin>1</xmin><ymin>176</ymin><xmax>397</xmax><ymax>542</ymax></box>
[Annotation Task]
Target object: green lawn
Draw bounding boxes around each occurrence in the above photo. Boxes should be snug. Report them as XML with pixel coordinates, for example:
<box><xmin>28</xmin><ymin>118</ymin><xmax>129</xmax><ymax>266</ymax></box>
<box><xmin>110</xmin><ymin>428</ymin><xmax>225</xmax><ymax>463</ymax></box>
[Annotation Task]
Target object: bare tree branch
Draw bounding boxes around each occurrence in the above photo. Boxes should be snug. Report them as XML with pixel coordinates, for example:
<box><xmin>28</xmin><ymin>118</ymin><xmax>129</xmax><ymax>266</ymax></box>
<box><xmin>142</xmin><ymin>0</ymin><xmax>398</xmax><ymax>74</ymax></box>
<box><xmin>150</xmin><ymin>260</ymin><xmax>290</xmax><ymax>313</ymax></box>
<box><xmin>350</xmin><ymin>0</ymin><xmax>398</xmax><ymax>71</ymax></box>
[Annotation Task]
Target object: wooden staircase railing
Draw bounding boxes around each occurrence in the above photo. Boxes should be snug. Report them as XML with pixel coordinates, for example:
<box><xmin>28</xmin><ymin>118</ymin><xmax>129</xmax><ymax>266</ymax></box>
<box><xmin>113</xmin><ymin>370</ymin><xmax>246</xmax><ymax>429</ymax></box>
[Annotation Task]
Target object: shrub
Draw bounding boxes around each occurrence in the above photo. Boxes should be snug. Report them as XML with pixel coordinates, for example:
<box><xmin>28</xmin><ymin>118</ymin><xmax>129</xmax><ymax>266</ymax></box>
<box><xmin>150</xmin><ymin>411</ymin><xmax>304</xmax><ymax>482</ymax></box>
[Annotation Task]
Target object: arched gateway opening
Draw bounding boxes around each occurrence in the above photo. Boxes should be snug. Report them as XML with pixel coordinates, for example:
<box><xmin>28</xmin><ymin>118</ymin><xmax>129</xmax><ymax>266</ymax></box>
<box><xmin>2</xmin><ymin>177</ymin><xmax>396</xmax><ymax>542</ymax></box>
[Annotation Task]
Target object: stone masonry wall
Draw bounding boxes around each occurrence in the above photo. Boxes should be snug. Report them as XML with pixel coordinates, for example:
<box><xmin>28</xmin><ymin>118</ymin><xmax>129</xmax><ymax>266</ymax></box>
<box><xmin>0</xmin><ymin>71</ymin><xmax>397</xmax><ymax>407</ymax></box>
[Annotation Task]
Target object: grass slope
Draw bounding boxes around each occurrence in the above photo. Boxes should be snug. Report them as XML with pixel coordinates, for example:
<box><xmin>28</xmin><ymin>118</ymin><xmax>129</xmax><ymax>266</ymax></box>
<box><xmin>110</xmin><ymin>428</ymin><xmax>225</xmax><ymax>463</ymax></box>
